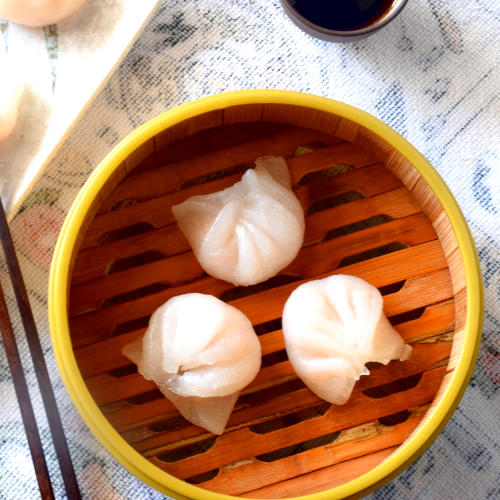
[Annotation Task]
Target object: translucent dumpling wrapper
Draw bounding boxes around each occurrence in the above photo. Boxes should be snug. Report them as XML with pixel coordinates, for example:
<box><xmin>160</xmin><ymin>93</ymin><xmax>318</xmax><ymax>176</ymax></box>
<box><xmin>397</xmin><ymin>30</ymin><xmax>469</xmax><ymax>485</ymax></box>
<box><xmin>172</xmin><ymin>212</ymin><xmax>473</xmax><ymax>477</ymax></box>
<box><xmin>122</xmin><ymin>293</ymin><xmax>261</xmax><ymax>435</ymax></box>
<box><xmin>172</xmin><ymin>156</ymin><xmax>305</xmax><ymax>286</ymax></box>
<box><xmin>282</xmin><ymin>275</ymin><xmax>412</xmax><ymax>405</ymax></box>
<box><xmin>0</xmin><ymin>0</ymin><xmax>87</xmax><ymax>27</ymax></box>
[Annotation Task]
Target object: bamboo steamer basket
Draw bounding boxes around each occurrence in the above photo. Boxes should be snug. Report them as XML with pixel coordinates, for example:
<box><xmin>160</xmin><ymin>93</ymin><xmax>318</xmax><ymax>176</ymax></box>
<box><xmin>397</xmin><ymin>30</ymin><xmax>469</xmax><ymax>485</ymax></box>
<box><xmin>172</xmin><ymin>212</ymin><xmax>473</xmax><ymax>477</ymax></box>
<box><xmin>49</xmin><ymin>90</ymin><xmax>483</xmax><ymax>499</ymax></box>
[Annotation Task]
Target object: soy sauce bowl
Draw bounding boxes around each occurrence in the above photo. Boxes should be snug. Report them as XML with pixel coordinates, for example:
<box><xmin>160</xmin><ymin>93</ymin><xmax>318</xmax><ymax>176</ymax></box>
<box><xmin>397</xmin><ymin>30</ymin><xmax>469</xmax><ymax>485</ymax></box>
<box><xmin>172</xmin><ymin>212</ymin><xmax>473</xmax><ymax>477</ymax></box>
<box><xmin>280</xmin><ymin>0</ymin><xmax>408</xmax><ymax>42</ymax></box>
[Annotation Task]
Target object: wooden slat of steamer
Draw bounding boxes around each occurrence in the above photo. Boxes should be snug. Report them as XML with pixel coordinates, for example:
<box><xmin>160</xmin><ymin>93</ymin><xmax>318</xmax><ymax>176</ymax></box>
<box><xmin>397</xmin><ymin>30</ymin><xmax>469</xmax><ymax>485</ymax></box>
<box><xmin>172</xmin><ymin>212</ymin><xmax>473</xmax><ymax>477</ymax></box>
<box><xmin>288</xmin><ymin>142</ymin><xmax>377</xmax><ymax>184</ymax></box>
<box><xmin>83</xmin><ymin>303</ymin><xmax>453</xmax><ymax>437</ymax></box>
<box><xmin>241</xmin><ymin>448</ymin><xmax>399</xmax><ymax>498</ymax></box>
<box><xmin>84</xmin><ymin>266</ymin><xmax>452</xmax><ymax>407</ymax></box>
<box><xmin>365</xmin><ymin>143</ymin><xmax>468</xmax><ymax>338</ymax></box>
<box><xmin>70</xmin><ymin>244</ymin><xmax>449</xmax><ymax>352</ymax></box>
<box><xmin>396</xmin><ymin>299</ymin><xmax>454</xmax><ymax>342</ymax></box>
<box><xmin>72</xmin><ymin>223</ymin><xmax>187</xmax><ymax>284</ymax></box>
<box><xmin>70</xmin><ymin>188</ymin><xmax>425</xmax><ymax>313</ymax></box>
<box><xmin>99</xmin><ymin>339</ymin><xmax>444</xmax><ymax>443</ymax></box>
<box><xmin>288</xmin><ymin>213</ymin><xmax>436</xmax><ymax>275</ymax></box>
<box><xmin>382</xmin><ymin>268</ymin><xmax>452</xmax><ymax>316</ymax></box>
<box><xmin>303</xmin><ymin>186</ymin><xmax>420</xmax><ymax>243</ymax></box>
<box><xmin>148</xmin><ymin>381</ymin><xmax>437</xmax><ymax>477</ymax></box>
<box><xmin>75</xmin><ymin>298</ymin><xmax>454</xmax><ymax>380</ymax></box>
<box><xmin>121</xmin><ymin>338</ymin><xmax>448</xmax><ymax>432</ymax></box>
<box><xmin>115</xmin><ymin>341</ymin><xmax>451</xmax><ymax>451</ymax></box>
<box><xmin>148</xmin><ymin>367</ymin><xmax>445</xmax><ymax>479</ymax></box>
<box><xmin>69</xmin><ymin>212</ymin><xmax>436</xmax><ymax>315</ymax></box>
<box><xmin>71</xmin><ymin>185</ymin><xmax>420</xmax><ymax>285</ymax></box>
<box><xmin>145</xmin><ymin>383</ymin><xmax>432</xmax><ymax>473</ymax></box>
<box><xmin>225</xmin><ymin>267</ymin><xmax>453</xmax><ymax>334</ymax></box>
<box><xmin>94</xmin><ymin>127</ymin><xmax>349</xmax><ymax>220</ymax></box>
<box><xmin>69</xmin><ymin>240</ymin><xmax>449</xmax><ymax>347</ymax></box>
<box><xmin>126</xmin><ymin>387</ymin><xmax>319</xmax><ymax>452</ymax></box>
<box><xmin>122</xmin><ymin>122</ymin><xmax>290</xmax><ymax>177</ymax></box>
<box><xmin>78</xmin><ymin>157</ymin><xmax>393</xmax><ymax>252</ymax></box>
<box><xmin>197</xmin><ymin>409</ymin><xmax>427</xmax><ymax>496</ymax></box>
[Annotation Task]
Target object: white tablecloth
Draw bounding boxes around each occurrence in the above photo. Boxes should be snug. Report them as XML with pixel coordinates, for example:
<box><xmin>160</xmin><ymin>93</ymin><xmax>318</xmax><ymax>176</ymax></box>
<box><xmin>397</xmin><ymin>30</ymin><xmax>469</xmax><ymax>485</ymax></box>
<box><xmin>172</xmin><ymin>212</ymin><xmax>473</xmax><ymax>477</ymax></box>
<box><xmin>0</xmin><ymin>0</ymin><xmax>159</xmax><ymax>218</ymax></box>
<box><xmin>0</xmin><ymin>1</ymin><xmax>498</xmax><ymax>498</ymax></box>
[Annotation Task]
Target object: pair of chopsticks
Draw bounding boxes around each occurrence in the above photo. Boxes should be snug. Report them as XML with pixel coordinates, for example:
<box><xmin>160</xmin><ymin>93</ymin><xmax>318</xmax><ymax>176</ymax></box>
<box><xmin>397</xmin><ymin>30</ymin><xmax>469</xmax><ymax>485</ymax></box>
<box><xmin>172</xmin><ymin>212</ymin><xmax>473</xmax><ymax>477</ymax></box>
<box><xmin>0</xmin><ymin>200</ymin><xmax>80</xmax><ymax>500</ymax></box>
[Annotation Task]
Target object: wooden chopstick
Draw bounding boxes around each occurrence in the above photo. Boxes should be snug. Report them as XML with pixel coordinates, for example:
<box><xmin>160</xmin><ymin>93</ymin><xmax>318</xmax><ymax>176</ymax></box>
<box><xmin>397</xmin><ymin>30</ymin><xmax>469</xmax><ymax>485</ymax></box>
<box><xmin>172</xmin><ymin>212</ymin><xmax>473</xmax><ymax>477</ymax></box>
<box><xmin>0</xmin><ymin>200</ymin><xmax>81</xmax><ymax>500</ymax></box>
<box><xmin>0</xmin><ymin>281</ymin><xmax>55</xmax><ymax>500</ymax></box>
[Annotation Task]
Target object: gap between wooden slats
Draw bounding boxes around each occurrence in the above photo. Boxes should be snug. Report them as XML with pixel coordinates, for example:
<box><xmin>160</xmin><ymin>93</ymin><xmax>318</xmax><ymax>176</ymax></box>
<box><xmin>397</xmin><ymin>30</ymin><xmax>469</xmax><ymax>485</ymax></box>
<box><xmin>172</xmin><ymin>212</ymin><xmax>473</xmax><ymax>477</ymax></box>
<box><xmin>71</xmin><ymin>171</ymin><xmax>417</xmax><ymax>285</ymax></box>
<box><xmin>96</xmin><ymin>342</ymin><xmax>452</xmax><ymax>463</ymax></box>
<box><xmin>71</xmin><ymin>185</ymin><xmax>420</xmax><ymax>286</ymax></box>
<box><xmin>240</xmin><ymin>447</ymin><xmax>398</xmax><ymax>498</ymax></box>
<box><xmin>113</xmin><ymin>341</ymin><xmax>451</xmax><ymax>453</ymax></box>
<box><xmin>95</xmin><ymin>126</ymin><xmax>346</xmax><ymax>218</ymax></box>
<box><xmin>75</xmin><ymin>298</ymin><xmax>454</xmax><ymax>380</ymax></box>
<box><xmin>70</xmin><ymin>188</ymin><xmax>423</xmax><ymax>311</ymax></box>
<box><xmin>197</xmin><ymin>407</ymin><xmax>427</xmax><ymax>496</ymax></box>
<box><xmin>79</xmin><ymin>154</ymin><xmax>387</xmax><ymax>251</ymax></box>
<box><xmin>69</xmin><ymin>212</ymin><xmax>436</xmax><ymax>315</ymax></box>
<box><xmin>147</xmin><ymin>367</ymin><xmax>444</xmax><ymax>478</ymax></box>
<box><xmin>69</xmin><ymin>240</ymin><xmax>449</xmax><ymax>348</ymax></box>
<box><xmin>84</xmin><ymin>268</ymin><xmax>452</xmax><ymax>408</ymax></box>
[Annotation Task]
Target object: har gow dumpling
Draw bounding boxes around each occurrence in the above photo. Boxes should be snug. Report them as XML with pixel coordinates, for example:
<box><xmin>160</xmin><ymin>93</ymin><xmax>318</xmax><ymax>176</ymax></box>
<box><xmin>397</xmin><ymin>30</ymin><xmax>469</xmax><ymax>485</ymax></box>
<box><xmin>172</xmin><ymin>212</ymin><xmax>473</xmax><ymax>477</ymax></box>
<box><xmin>172</xmin><ymin>156</ymin><xmax>305</xmax><ymax>286</ymax></box>
<box><xmin>0</xmin><ymin>0</ymin><xmax>87</xmax><ymax>27</ymax></box>
<box><xmin>282</xmin><ymin>275</ymin><xmax>412</xmax><ymax>405</ymax></box>
<box><xmin>122</xmin><ymin>293</ymin><xmax>261</xmax><ymax>435</ymax></box>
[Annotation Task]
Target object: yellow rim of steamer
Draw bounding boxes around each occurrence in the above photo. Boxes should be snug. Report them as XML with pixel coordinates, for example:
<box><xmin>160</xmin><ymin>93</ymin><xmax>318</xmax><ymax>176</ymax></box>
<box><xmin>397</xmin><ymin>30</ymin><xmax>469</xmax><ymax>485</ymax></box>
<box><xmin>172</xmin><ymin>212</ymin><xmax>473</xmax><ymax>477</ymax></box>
<box><xmin>49</xmin><ymin>90</ymin><xmax>483</xmax><ymax>500</ymax></box>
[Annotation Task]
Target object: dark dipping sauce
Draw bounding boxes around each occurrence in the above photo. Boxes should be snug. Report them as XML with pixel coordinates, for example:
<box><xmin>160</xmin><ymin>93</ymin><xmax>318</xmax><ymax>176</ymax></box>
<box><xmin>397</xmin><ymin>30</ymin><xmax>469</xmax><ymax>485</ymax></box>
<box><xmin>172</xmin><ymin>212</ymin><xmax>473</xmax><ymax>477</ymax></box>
<box><xmin>288</xmin><ymin>0</ymin><xmax>394</xmax><ymax>31</ymax></box>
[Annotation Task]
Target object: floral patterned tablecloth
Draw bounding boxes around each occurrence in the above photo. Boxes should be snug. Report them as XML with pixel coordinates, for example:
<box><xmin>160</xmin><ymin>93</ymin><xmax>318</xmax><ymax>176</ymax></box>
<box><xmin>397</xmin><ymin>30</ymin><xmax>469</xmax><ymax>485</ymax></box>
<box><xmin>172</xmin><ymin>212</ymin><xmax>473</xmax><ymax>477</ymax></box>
<box><xmin>0</xmin><ymin>1</ymin><xmax>499</xmax><ymax>499</ymax></box>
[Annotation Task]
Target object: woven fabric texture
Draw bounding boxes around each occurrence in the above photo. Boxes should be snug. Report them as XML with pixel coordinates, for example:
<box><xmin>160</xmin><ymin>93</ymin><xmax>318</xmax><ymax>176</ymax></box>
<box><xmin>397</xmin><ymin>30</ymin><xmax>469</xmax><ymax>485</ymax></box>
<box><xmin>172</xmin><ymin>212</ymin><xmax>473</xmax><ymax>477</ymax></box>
<box><xmin>0</xmin><ymin>1</ymin><xmax>498</xmax><ymax>498</ymax></box>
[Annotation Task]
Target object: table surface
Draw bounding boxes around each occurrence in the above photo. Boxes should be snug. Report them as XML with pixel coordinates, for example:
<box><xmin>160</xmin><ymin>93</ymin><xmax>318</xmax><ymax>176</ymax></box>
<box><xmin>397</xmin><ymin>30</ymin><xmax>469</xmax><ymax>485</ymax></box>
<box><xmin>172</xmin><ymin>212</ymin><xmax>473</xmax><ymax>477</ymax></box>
<box><xmin>0</xmin><ymin>1</ymin><xmax>498</xmax><ymax>499</ymax></box>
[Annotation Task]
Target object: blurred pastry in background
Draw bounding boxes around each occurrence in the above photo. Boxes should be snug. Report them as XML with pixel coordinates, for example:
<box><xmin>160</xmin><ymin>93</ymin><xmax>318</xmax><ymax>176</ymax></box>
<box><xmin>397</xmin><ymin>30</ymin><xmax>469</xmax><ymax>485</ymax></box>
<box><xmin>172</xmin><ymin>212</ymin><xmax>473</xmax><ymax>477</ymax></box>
<box><xmin>0</xmin><ymin>0</ymin><xmax>87</xmax><ymax>27</ymax></box>
<box><xmin>0</xmin><ymin>55</ymin><xmax>23</xmax><ymax>143</ymax></box>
